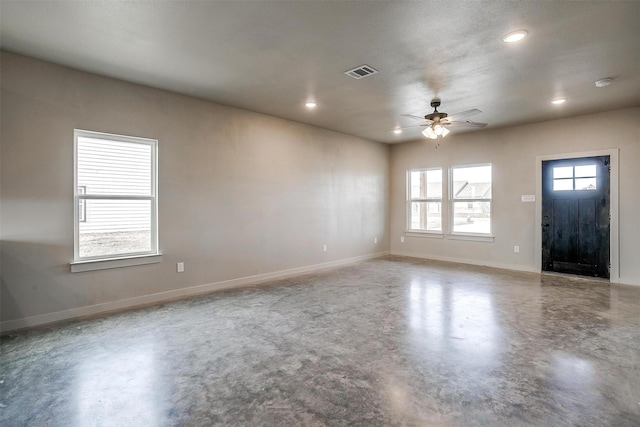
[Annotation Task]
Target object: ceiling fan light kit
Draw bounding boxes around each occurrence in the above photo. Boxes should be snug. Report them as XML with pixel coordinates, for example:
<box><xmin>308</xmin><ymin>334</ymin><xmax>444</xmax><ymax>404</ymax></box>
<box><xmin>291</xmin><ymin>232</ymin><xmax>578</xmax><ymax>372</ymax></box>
<box><xmin>435</xmin><ymin>125</ymin><xmax>449</xmax><ymax>137</ymax></box>
<box><xmin>422</xmin><ymin>125</ymin><xmax>449</xmax><ymax>139</ymax></box>
<box><xmin>422</xmin><ymin>127</ymin><xmax>437</xmax><ymax>139</ymax></box>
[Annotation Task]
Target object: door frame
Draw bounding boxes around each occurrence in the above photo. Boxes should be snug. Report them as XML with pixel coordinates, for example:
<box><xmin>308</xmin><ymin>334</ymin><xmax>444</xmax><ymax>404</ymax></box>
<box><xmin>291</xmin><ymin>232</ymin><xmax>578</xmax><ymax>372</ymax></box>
<box><xmin>535</xmin><ymin>149</ymin><xmax>619</xmax><ymax>282</ymax></box>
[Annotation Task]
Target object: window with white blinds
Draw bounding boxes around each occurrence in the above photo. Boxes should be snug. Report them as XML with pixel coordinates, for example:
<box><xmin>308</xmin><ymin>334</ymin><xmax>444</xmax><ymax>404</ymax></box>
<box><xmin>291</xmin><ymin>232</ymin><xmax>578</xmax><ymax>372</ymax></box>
<box><xmin>74</xmin><ymin>130</ymin><xmax>158</xmax><ymax>261</ymax></box>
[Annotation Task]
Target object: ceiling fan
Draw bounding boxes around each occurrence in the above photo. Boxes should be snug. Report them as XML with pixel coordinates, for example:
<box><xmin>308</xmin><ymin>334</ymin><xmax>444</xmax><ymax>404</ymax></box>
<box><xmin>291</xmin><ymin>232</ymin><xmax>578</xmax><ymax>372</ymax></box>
<box><xmin>399</xmin><ymin>98</ymin><xmax>488</xmax><ymax>139</ymax></box>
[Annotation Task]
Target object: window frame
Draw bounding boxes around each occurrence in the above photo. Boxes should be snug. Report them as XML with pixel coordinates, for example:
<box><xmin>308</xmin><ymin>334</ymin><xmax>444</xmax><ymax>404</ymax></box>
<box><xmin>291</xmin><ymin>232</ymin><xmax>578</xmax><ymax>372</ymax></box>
<box><xmin>406</xmin><ymin>167</ymin><xmax>443</xmax><ymax>234</ymax></box>
<box><xmin>449</xmin><ymin>163</ymin><xmax>493</xmax><ymax>238</ymax></box>
<box><xmin>78</xmin><ymin>185</ymin><xmax>87</xmax><ymax>222</ymax></box>
<box><xmin>72</xmin><ymin>129</ymin><xmax>161</xmax><ymax>271</ymax></box>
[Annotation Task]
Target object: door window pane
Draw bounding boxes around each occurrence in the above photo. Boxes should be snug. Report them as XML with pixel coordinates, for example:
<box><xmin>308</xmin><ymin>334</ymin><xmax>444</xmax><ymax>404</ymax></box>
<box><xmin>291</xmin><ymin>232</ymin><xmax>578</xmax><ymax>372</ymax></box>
<box><xmin>553</xmin><ymin>179</ymin><xmax>573</xmax><ymax>191</ymax></box>
<box><xmin>575</xmin><ymin>178</ymin><xmax>596</xmax><ymax>190</ymax></box>
<box><xmin>575</xmin><ymin>165</ymin><xmax>596</xmax><ymax>178</ymax></box>
<box><xmin>553</xmin><ymin>167</ymin><xmax>573</xmax><ymax>179</ymax></box>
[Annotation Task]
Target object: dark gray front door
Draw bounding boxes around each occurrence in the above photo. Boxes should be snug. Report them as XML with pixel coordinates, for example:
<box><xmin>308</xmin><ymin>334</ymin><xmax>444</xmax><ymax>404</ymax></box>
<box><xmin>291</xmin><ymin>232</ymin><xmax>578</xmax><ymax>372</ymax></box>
<box><xmin>542</xmin><ymin>156</ymin><xmax>610</xmax><ymax>278</ymax></box>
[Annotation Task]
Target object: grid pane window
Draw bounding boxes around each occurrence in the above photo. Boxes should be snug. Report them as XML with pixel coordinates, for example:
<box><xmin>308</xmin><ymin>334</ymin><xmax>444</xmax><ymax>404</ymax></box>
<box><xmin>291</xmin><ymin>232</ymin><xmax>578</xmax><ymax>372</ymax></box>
<box><xmin>408</xmin><ymin>168</ymin><xmax>442</xmax><ymax>232</ymax></box>
<box><xmin>74</xmin><ymin>130</ymin><xmax>158</xmax><ymax>261</ymax></box>
<box><xmin>553</xmin><ymin>165</ymin><xmax>597</xmax><ymax>191</ymax></box>
<box><xmin>451</xmin><ymin>165</ymin><xmax>492</xmax><ymax>235</ymax></box>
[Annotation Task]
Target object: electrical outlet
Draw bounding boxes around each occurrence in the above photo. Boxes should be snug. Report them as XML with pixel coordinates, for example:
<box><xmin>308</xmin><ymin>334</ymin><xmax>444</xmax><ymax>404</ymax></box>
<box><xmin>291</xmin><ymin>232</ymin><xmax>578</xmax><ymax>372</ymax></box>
<box><xmin>177</xmin><ymin>262</ymin><xmax>184</xmax><ymax>272</ymax></box>
<box><xmin>514</xmin><ymin>246</ymin><xmax>520</xmax><ymax>253</ymax></box>
<box><xmin>374</xmin><ymin>237</ymin><xmax>378</xmax><ymax>244</ymax></box>
<box><xmin>323</xmin><ymin>244</ymin><xmax>327</xmax><ymax>252</ymax></box>
<box><xmin>400</xmin><ymin>236</ymin><xmax>405</xmax><ymax>243</ymax></box>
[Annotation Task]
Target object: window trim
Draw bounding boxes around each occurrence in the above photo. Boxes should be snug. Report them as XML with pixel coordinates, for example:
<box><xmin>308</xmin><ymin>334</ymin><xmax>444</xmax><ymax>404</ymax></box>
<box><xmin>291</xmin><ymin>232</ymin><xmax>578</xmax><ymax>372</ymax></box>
<box><xmin>449</xmin><ymin>163</ymin><xmax>493</xmax><ymax>237</ymax></box>
<box><xmin>72</xmin><ymin>129</ymin><xmax>160</xmax><ymax>270</ymax></box>
<box><xmin>406</xmin><ymin>167</ymin><xmax>443</xmax><ymax>234</ymax></box>
<box><xmin>70</xmin><ymin>254</ymin><xmax>163</xmax><ymax>273</ymax></box>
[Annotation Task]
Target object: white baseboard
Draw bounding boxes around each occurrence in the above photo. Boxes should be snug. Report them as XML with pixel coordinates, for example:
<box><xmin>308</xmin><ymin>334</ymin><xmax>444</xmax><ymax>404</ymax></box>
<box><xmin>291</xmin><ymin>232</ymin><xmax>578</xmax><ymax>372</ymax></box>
<box><xmin>1</xmin><ymin>251</ymin><xmax>389</xmax><ymax>332</ymax></box>
<box><xmin>390</xmin><ymin>251</ymin><xmax>639</xmax><ymax>286</ymax></box>
<box><xmin>390</xmin><ymin>250</ymin><xmax>540</xmax><ymax>274</ymax></box>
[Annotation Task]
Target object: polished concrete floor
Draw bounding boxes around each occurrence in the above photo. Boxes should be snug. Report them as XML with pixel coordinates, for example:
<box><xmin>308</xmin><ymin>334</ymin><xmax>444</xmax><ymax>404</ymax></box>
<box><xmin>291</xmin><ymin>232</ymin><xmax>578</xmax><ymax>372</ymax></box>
<box><xmin>1</xmin><ymin>256</ymin><xmax>639</xmax><ymax>426</ymax></box>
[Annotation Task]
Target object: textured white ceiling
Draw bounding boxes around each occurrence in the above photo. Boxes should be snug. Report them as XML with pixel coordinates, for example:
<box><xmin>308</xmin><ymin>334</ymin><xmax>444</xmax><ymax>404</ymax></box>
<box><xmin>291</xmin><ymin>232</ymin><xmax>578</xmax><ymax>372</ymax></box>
<box><xmin>1</xmin><ymin>1</ymin><xmax>639</xmax><ymax>143</ymax></box>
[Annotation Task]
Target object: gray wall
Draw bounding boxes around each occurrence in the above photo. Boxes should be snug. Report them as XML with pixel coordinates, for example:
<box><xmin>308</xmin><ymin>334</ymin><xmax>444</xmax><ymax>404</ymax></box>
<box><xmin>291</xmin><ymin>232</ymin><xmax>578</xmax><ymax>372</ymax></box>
<box><xmin>0</xmin><ymin>52</ymin><xmax>390</xmax><ymax>328</ymax></box>
<box><xmin>390</xmin><ymin>107</ymin><xmax>640</xmax><ymax>285</ymax></box>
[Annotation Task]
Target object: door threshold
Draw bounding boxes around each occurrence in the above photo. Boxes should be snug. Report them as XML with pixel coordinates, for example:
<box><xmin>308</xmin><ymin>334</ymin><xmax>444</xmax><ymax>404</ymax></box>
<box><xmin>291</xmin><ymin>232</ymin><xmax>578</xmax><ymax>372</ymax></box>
<box><xmin>541</xmin><ymin>271</ymin><xmax>610</xmax><ymax>283</ymax></box>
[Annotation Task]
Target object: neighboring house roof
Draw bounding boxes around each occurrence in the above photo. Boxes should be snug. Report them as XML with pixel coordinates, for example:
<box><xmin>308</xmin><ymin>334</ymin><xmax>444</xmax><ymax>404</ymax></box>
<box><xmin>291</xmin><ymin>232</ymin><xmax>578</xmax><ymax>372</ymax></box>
<box><xmin>454</xmin><ymin>182</ymin><xmax>491</xmax><ymax>199</ymax></box>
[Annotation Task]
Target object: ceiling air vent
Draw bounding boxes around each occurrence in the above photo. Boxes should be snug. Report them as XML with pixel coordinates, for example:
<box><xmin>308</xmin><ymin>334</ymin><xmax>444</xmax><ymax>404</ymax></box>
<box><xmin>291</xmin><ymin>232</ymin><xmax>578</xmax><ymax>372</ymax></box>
<box><xmin>344</xmin><ymin>65</ymin><xmax>378</xmax><ymax>79</ymax></box>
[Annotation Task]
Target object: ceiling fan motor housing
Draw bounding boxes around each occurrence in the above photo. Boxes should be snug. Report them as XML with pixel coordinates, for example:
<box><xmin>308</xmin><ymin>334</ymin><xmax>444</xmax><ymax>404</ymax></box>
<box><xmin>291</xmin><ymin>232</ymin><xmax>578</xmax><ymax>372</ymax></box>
<box><xmin>426</xmin><ymin>98</ymin><xmax>448</xmax><ymax>122</ymax></box>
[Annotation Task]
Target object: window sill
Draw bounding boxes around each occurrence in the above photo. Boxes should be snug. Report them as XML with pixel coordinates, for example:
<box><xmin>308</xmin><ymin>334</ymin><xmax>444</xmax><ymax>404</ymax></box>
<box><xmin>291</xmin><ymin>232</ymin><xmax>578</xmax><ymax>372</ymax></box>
<box><xmin>70</xmin><ymin>254</ymin><xmax>163</xmax><ymax>273</ymax></box>
<box><xmin>405</xmin><ymin>231</ymin><xmax>445</xmax><ymax>239</ymax></box>
<box><xmin>446</xmin><ymin>234</ymin><xmax>495</xmax><ymax>243</ymax></box>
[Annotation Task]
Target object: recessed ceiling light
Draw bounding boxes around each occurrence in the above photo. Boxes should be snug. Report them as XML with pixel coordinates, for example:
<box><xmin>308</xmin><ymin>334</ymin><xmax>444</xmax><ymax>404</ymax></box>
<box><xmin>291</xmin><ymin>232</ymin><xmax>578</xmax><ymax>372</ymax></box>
<box><xmin>551</xmin><ymin>98</ymin><xmax>566</xmax><ymax>105</ymax></box>
<box><xmin>503</xmin><ymin>30</ymin><xmax>528</xmax><ymax>43</ymax></box>
<box><xmin>393</xmin><ymin>128</ymin><xmax>402</xmax><ymax>135</ymax></box>
<box><xmin>595</xmin><ymin>78</ymin><xmax>613</xmax><ymax>88</ymax></box>
<box><xmin>305</xmin><ymin>102</ymin><xmax>317</xmax><ymax>109</ymax></box>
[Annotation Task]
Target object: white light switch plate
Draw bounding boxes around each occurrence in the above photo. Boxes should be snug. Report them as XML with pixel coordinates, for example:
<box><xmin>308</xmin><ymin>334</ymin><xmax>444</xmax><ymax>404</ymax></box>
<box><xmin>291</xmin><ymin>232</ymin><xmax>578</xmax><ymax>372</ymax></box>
<box><xmin>521</xmin><ymin>195</ymin><xmax>535</xmax><ymax>202</ymax></box>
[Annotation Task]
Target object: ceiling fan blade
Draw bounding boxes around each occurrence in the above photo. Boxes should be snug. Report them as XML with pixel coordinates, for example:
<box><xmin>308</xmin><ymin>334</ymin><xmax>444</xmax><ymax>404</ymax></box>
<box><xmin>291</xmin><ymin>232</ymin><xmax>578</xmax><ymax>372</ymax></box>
<box><xmin>444</xmin><ymin>108</ymin><xmax>482</xmax><ymax>122</ymax></box>
<box><xmin>444</xmin><ymin>120</ymin><xmax>488</xmax><ymax>128</ymax></box>
<box><xmin>390</xmin><ymin>123</ymin><xmax>430</xmax><ymax>132</ymax></box>
<box><xmin>401</xmin><ymin>113</ymin><xmax>429</xmax><ymax>122</ymax></box>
